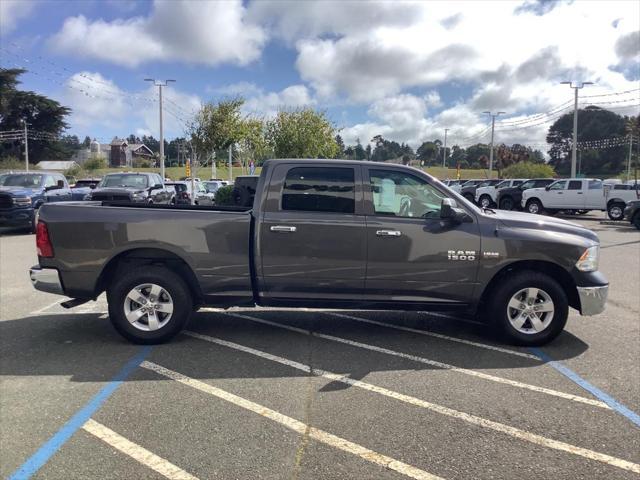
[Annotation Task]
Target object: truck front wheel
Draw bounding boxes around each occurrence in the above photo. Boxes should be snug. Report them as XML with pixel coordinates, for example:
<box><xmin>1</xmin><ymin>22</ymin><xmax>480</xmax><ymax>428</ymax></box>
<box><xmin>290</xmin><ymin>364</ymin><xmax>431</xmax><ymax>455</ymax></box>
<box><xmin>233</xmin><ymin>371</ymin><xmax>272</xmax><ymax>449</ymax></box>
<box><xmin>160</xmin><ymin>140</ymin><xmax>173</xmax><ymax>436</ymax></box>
<box><xmin>488</xmin><ymin>271</ymin><xmax>568</xmax><ymax>346</ymax></box>
<box><xmin>525</xmin><ymin>199</ymin><xmax>543</xmax><ymax>215</ymax></box>
<box><xmin>107</xmin><ymin>266</ymin><xmax>193</xmax><ymax>344</ymax></box>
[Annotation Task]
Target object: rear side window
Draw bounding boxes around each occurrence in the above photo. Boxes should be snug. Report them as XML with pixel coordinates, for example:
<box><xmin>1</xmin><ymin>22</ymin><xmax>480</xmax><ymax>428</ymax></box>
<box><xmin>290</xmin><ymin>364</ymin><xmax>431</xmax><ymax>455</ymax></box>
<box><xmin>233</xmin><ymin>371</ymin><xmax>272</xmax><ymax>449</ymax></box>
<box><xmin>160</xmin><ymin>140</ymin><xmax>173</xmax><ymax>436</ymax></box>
<box><xmin>282</xmin><ymin>167</ymin><xmax>355</xmax><ymax>214</ymax></box>
<box><xmin>568</xmin><ymin>181</ymin><xmax>582</xmax><ymax>190</ymax></box>
<box><xmin>588</xmin><ymin>180</ymin><xmax>602</xmax><ymax>189</ymax></box>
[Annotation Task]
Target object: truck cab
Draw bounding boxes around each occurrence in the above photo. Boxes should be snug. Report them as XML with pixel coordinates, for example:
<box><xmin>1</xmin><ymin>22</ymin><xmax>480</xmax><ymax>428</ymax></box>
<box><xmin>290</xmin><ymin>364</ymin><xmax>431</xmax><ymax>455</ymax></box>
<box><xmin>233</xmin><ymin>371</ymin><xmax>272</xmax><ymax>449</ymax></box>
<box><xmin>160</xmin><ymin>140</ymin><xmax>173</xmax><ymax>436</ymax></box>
<box><xmin>0</xmin><ymin>171</ymin><xmax>71</xmax><ymax>232</ymax></box>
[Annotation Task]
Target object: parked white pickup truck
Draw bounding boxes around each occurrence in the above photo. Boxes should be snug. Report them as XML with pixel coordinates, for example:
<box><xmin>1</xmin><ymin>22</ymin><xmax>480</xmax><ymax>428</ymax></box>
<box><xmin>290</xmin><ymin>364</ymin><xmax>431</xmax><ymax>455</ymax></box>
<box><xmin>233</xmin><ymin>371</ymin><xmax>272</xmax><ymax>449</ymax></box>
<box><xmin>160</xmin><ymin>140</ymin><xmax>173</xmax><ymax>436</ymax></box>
<box><xmin>521</xmin><ymin>178</ymin><xmax>640</xmax><ymax>219</ymax></box>
<box><xmin>475</xmin><ymin>179</ymin><xmax>526</xmax><ymax>208</ymax></box>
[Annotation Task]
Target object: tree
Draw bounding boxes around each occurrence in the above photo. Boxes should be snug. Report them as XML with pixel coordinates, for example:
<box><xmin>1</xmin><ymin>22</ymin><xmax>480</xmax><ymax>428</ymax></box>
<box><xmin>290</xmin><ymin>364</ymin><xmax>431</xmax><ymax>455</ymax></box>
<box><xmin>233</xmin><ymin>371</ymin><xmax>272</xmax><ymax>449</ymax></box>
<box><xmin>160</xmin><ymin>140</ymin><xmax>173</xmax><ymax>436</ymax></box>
<box><xmin>334</xmin><ymin>134</ymin><xmax>345</xmax><ymax>158</ymax></box>
<box><xmin>266</xmin><ymin>108</ymin><xmax>339</xmax><ymax>158</ymax></box>
<box><xmin>354</xmin><ymin>139</ymin><xmax>367</xmax><ymax>160</ymax></box>
<box><xmin>370</xmin><ymin>135</ymin><xmax>413</xmax><ymax>162</ymax></box>
<box><xmin>82</xmin><ymin>136</ymin><xmax>91</xmax><ymax>148</ymax></box>
<box><xmin>547</xmin><ymin>106</ymin><xmax>627</xmax><ymax>175</ymax></box>
<box><xmin>0</xmin><ymin>68</ymin><xmax>71</xmax><ymax>163</ymax></box>
<box><xmin>465</xmin><ymin>143</ymin><xmax>491</xmax><ymax>169</ymax></box>
<box><xmin>416</xmin><ymin>140</ymin><xmax>440</xmax><ymax>166</ymax></box>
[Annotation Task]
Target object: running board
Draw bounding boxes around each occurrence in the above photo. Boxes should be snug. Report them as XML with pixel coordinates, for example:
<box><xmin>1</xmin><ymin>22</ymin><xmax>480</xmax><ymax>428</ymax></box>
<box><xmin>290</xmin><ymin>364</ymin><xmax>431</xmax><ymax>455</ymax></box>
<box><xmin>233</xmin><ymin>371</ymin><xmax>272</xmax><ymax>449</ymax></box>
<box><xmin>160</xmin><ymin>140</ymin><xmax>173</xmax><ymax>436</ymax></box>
<box><xmin>60</xmin><ymin>298</ymin><xmax>91</xmax><ymax>309</ymax></box>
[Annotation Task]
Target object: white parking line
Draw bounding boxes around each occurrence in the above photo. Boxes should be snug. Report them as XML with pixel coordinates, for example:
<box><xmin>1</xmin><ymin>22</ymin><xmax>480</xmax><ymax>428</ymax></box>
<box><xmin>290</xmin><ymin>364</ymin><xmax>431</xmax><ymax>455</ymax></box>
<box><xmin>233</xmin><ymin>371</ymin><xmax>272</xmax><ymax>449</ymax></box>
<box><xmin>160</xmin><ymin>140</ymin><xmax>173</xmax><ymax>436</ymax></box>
<box><xmin>328</xmin><ymin>312</ymin><xmax>540</xmax><ymax>360</ymax></box>
<box><xmin>184</xmin><ymin>330</ymin><xmax>640</xmax><ymax>474</ymax></box>
<box><xmin>82</xmin><ymin>419</ymin><xmax>199</xmax><ymax>480</ymax></box>
<box><xmin>30</xmin><ymin>299</ymin><xmax>64</xmax><ymax>315</ymax></box>
<box><xmin>141</xmin><ymin>361</ymin><xmax>442</xmax><ymax>480</ymax></box>
<box><xmin>229</xmin><ymin>313</ymin><xmax>609</xmax><ymax>409</ymax></box>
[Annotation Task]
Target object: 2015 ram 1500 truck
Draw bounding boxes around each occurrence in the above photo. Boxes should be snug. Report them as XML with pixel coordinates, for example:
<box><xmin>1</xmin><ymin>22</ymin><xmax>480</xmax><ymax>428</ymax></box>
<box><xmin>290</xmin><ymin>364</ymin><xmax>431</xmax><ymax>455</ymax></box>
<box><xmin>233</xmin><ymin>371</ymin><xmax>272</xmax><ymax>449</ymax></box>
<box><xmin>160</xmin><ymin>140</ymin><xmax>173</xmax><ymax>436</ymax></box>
<box><xmin>30</xmin><ymin>159</ymin><xmax>608</xmax><ymax>346</ymax></box>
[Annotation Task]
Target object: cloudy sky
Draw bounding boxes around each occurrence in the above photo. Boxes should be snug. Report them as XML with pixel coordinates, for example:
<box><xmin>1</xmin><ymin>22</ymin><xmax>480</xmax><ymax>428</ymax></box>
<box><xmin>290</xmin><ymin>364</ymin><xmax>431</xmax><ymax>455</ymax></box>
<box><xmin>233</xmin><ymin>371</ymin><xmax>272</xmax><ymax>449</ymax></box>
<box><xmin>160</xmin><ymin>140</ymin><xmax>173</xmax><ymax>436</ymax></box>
<box><xmin>1</xmin><ymin>0</ymin><xmax>638</xmax><ymax>149</ymax></box>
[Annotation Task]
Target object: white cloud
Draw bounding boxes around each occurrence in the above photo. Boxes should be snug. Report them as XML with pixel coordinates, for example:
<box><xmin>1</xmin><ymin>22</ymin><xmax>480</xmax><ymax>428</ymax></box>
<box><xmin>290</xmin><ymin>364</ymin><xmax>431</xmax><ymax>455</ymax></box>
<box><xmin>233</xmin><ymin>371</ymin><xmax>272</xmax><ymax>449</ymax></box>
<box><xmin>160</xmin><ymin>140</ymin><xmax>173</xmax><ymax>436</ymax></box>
<box><xmin>0</xmin><ymin>0</ymin><xmax>35</xmax><ymax>35</ymax></box>
<box><xmin>50</xmin><ymin>0</ymin><xmax>266</xmax><ymax>67</ymax></box>
<box><xmin>61</xmin><ymin>71</ymin><xmax>200</xmax><ymax>139</ymax></box>
<box><xmin>242</xmin><ymin>84</ymin><xmax>315</xmax><ymax>117</ymax></box>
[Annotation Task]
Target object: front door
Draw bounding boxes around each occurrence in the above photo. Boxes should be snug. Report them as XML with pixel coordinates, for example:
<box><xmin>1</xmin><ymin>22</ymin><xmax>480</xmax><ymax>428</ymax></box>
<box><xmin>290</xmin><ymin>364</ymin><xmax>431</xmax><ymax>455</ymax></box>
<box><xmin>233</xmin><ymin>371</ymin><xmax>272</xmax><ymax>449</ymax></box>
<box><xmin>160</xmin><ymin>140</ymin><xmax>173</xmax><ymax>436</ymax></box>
<box><xmin>584</xmin><ymin>179</ymin><xmax>604</xmax><ymax>209</ymax></box>
<box><xmin>544</xmin><ymin>180</ymin><xmax>567</xmax><ymax>208</ymax></box>
<box><xmin>363</xmin><ymin>167</ymin><xmax>480</xmax><ymax>305</ymax></box>
<box><xmin>259</xmin><ymin>164</ymin><xmax>366</xmax><ymax>302</ymax></box>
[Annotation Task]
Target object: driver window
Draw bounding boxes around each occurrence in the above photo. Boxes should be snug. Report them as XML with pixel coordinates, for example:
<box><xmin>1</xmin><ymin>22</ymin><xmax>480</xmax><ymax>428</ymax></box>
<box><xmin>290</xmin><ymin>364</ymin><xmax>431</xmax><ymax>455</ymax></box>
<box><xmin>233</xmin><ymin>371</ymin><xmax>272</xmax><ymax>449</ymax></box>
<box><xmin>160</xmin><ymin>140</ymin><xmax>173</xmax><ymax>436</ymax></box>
<box><xmin>549</xmin><ymin>180</ymin><xmax>566</xmax><ymax>191</ymax></box>
<box><xmin>43</xmin><ymin>176</ymin><xmax>56</xmax><ymax>188</ymax></box>
<box><xmin>369</xmin><ymin>169</ymin><xmax>444</xmax><ymax>218</ymax></box>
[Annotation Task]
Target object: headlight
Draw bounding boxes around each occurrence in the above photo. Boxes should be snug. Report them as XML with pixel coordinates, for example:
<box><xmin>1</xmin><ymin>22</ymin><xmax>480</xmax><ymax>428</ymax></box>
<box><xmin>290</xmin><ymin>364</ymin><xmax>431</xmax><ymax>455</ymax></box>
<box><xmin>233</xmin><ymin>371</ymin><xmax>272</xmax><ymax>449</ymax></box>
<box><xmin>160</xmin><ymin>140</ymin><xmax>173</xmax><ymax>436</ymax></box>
<box><xmin>132</xmin><ymin>193</ymin><xmax>145</xmax><ymax>200</ymax></box>
<box><xmin>576</xmin><ymin>245</ymin><xmax>599</xmax><ymax>272</ymax></box>
<box><xmin>14</xmin><ymin>196</ymin><xmax>32</xmax><ymax>206</ymax></box>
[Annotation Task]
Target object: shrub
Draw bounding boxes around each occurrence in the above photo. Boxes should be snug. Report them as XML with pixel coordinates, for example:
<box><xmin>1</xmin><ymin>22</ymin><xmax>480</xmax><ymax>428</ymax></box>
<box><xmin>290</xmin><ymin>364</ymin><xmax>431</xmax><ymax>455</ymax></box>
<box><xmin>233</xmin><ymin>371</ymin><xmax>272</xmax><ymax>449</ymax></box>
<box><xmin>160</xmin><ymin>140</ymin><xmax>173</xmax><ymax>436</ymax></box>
<box><xmin>64</xmin><ymin>165</ymin><xmax>82</xmax><ymax>178</ymax></box>
<box><xmin>84</xmin><ymin>156</ymin><xmax>107</xmax><ymax>171</ymax></box>
<box><xmin>0</xmin><ymin>156</ymin><xmax>38</xmax><ymax>171</ymax></box>
<box><xmin>501</xmin><ymin>162</ymin><xmax>556</xmax><ymax>179</ymax></box>
<box><xmin>214</xmin><ymin>185</ymin><xmax>234</xmax><ymax>205</ymax></box>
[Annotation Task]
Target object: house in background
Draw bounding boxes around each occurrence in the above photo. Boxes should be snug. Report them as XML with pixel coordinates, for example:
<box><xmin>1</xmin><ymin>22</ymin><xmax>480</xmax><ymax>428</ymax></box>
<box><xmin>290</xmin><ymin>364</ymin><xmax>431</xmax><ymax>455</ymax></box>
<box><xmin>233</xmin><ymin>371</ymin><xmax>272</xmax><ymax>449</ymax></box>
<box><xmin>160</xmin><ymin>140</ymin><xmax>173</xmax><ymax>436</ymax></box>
<box><xmin>110</xmin><ymin>138</ymin><xmax>155</xmax><ymax>167</ymax></box>
<box><xmin>71</xmin><ymin>138</ymin><xmax>155</xmax><ymax>167</ymax></box>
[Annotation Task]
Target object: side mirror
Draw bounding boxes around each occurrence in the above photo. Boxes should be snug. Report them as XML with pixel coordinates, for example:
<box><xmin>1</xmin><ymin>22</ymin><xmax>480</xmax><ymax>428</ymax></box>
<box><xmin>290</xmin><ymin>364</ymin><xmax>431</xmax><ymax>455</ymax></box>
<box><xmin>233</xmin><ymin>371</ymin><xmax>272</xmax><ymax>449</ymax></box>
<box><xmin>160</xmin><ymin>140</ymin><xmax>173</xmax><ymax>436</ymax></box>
<box><xmin>545</xmin><ymin>185</ymin><xmax>551</xmax><ymax>191</ymax></box>
<box><xmin>440</xmin><ymin>198</ymin><xmax>472</xmax><ymax>224</ymax></box>
<box><xmin>57</xmin><ymin>180</ymin><xmax>65</xmax><ymax>188</ymax></box>
<box><xmin>149</xmin><ymin>183</ymin><xmax>162</xmax><ymax>191</ymax></box>
<box><xmin>90</xmin><ymin>184</ymin><xmax>97</xmax><ymax>189</ymax></box>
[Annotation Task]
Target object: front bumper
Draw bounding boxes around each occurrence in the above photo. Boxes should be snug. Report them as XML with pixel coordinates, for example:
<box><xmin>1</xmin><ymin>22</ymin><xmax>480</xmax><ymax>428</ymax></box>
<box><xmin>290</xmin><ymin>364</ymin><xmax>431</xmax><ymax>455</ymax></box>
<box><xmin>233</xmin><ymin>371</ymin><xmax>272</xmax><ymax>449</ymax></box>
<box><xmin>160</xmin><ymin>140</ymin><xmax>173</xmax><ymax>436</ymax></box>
<box><xmin>29</xmin><ymin>266</ymin><xmax>64</xmax><ymax>295</ymax></box>
<box><xmin>577</xmin><ymin>285</ymin><xmax>608</xmax><ymax>316</ymax></box>
<box><xmin>0</xmin><ymin>208</ymin><xmax>34</xmax><ymax>226</ymax></box>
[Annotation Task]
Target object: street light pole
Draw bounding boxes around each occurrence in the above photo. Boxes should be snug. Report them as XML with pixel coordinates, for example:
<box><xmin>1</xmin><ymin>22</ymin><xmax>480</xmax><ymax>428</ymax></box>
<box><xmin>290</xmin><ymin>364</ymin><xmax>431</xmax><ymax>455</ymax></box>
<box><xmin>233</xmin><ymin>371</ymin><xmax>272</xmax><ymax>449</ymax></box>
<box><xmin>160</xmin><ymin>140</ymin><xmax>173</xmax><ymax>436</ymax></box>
<box><xmin>145</xmin><ymin>79</ymin><xmax>176</xmax><ymax>180</ymax></box>
<box><xmin>482</xmin><ymin>111</ymin><xmax>505</xmax><ymax>177</ymax></box>
<box><xmin>22</xmin><ymin>119</ymin><xmax>29</xmax><ymax>172</ymax></box>
<box><xmin>561</xmin><ymin>81</ymin><xmax>593</xmax><ymax>177</ymax></box>
<box><xmin>442</xmin><ymin>128</ymin><xmax>449</xmax><ymax>169</ymax></box>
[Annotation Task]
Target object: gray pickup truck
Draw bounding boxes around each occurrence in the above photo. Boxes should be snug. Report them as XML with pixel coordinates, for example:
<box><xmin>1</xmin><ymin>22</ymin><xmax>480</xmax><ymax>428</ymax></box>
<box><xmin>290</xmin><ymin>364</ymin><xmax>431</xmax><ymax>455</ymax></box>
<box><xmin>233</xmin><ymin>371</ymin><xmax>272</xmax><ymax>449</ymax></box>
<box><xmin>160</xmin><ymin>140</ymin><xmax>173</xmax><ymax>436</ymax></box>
<box><xmin>30</xmin><ymin>159</ymin><xmax>608</xmax><ymax>346</ymax></box>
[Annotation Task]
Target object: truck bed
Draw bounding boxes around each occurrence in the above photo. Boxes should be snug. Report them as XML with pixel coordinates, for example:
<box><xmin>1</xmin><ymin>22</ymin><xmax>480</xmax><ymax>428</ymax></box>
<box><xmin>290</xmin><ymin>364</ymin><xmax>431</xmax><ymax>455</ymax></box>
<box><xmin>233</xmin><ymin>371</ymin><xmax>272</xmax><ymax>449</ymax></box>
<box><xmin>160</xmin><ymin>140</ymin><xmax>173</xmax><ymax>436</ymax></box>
<box><xmin>37</xmin><ymin>202</ymin><xmax>254</xmax><ymax>305</ymax></box>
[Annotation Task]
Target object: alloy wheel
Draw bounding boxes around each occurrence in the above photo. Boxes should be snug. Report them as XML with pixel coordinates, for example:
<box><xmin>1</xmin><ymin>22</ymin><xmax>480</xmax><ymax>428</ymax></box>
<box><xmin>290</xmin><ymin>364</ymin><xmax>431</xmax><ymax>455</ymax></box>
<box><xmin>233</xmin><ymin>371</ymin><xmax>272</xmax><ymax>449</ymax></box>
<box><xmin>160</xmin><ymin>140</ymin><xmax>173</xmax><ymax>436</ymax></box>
<box><xmin>507</xmin><ymin>287</ymin><xmax>554</xmax><ymax>334</ymax></box>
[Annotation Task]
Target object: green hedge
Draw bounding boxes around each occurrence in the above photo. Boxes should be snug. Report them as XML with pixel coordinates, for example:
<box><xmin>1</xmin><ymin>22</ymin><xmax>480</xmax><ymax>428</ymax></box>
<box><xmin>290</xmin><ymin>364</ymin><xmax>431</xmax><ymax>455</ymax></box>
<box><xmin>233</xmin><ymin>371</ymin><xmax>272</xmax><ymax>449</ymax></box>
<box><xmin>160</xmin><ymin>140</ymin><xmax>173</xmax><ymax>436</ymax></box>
<box><xmin>501</xmin><ymin>162</ymin><xmax>556</xmax><ymax>179</ymax></box>
<box><xmin>214</xmin><ymin>185</ymin><xmax>235</xmax><ymax>205</ymax></box>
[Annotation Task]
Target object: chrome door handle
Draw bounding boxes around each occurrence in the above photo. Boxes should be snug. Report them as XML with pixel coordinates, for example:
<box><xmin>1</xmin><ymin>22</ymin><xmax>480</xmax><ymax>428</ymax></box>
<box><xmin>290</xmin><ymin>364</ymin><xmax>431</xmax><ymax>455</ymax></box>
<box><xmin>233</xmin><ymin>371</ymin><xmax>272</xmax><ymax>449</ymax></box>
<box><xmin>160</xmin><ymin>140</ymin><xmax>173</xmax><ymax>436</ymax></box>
<box><xmin>270</xmin><ymin>225</ymin><xmax>297</xmax><ymax>233</ymax></box>
<box><xmin>577</xmin><ymin>192</ymin><xmax>583</xmax><ymax>194</ymax></box>
<box><xmin>376</xmin><ymin>230</ymin><xmax>401</xmax><ymax>237</ymax></box>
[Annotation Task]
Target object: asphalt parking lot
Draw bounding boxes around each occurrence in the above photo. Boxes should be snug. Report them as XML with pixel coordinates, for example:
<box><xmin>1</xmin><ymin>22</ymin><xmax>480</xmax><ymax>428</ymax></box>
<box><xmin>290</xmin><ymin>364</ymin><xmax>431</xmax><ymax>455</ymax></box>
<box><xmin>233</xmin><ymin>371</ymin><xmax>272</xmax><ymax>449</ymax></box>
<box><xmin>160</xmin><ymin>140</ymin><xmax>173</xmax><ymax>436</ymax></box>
<box><xmin>1</xmin><ymin>213</ymin><xmax>639</xmax><ymax>479</ymax></box>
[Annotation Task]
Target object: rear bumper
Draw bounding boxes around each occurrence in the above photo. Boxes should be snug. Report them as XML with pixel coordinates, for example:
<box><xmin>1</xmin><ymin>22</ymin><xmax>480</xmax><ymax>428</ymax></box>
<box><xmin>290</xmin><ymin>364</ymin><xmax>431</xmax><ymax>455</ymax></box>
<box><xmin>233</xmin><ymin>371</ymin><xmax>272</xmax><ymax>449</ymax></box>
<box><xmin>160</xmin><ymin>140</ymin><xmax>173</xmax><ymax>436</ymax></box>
<box><xmin>577</xmin><ymin>285</ymin><xmax>608</xmax><ymax>316</ymax></box>
<box><xmin>29</xmin><ymin>266</ymin><xmax>64</xmax><ymax>295</ymax></box>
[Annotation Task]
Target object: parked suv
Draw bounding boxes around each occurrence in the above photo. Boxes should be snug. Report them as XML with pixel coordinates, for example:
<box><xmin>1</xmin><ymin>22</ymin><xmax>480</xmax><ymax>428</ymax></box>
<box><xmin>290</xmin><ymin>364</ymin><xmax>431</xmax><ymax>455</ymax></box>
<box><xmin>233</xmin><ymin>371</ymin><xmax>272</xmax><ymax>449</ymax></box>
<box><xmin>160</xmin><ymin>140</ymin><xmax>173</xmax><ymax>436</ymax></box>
<box><xmin>496</xmin><ymin>178</ymin><xmax>555</xmax><ymax>211</ymax></box>
<box><xmin>85</xmin><ymin>172</ymin><xmax>172</xmax><ymax>204</ymax></box>
<box><xmin>475</xmin><ymin>179</ymin><xmax>526</xmax><ymax>208</ymax></box>
<box><xmin>0</xmin><ymin>171</ymin><xmax>71</xmax><ymax>232</ymax></box>
<box><xmin>461</xmin><ymin>179</ymin><xmax>501</xmax><ymax>204</ymax></box>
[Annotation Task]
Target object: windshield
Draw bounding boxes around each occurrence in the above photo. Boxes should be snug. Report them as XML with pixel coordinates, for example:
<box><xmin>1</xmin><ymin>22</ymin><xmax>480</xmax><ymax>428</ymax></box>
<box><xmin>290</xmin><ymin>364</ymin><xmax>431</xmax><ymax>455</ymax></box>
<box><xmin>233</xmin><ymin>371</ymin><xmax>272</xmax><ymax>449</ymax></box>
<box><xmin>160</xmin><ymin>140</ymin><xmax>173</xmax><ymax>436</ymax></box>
<box><xmin>99</xmin><ymin>174</ymin><xmax>149</xmax><ymax>189</ymax></box>
<box><xmin>519</xmin><ymin>180</ymin><xmax>536</xmax><ymax>189</ymax></box>
<box><xmin>496</xmin><ymin>180</ymin><xmax>509</xmax><ymax>188</ymax></box>
<box><xmin>204</xmin><ymin>182</ymin><xmax>220</xmax><ymax>192</ymax></box>
<box><xmin>478</xmin><ymin>180</ymin><xmax>492</xmax><ymax>187</ymax></box>
<box><xmin>0</xmin><ymin>174</ymin><xmax>44</xmax><ymax>188</ymax></box>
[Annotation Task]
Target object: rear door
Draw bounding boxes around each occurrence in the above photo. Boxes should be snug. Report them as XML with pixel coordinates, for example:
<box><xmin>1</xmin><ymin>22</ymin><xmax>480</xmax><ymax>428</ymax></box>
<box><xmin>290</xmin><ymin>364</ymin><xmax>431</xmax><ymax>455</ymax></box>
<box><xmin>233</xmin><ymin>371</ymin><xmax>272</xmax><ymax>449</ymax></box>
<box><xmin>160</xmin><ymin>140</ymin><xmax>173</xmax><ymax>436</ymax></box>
<box><xmin>584</xmin><ymin>180</ymin><xmax>604</xmax><ymax>209</ymax></box>
<box><xmin>363</xmin><ymin>167</ymin><xmax>480</xmax><ymax>305</ymax></box>
<box><xmin>563</xmin><ymin>180</ymin><xmax>585</xmax><ymax>208</ymax></box>
<box><xmin>259</xmin><ymin>164</ymin><xmax>366</xmax><ymax>301</ymax></box>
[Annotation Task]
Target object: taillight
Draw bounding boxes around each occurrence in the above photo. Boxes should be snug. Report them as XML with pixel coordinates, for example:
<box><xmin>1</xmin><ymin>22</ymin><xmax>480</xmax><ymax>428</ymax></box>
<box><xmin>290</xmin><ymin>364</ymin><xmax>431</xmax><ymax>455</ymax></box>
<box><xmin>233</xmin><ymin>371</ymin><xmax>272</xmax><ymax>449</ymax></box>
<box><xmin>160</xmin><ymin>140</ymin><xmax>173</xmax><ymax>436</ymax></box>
<box><xmin>36</xmin><ymin>221</ymin><xmax>54</xmax><ymax>257</ymax></box>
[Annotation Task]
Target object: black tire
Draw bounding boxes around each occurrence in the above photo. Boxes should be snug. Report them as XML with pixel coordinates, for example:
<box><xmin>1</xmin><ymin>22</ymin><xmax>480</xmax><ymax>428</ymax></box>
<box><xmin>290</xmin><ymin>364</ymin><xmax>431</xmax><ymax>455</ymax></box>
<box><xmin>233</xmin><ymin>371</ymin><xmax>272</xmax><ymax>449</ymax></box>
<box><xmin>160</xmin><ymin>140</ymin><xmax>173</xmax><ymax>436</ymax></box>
<box><xmin>107</xmin><ymin>266</ymin><xmax>193</xmax><ymax>344</ymax></box>
<box><xmin>487</xmin><ymin>271</ymin><xmax>568</xmax><ymax>346</ymax></box>
<box><xmin>479</xmin><ymin>194</ymin><xmax>493</xmax><ymax>209</ymax></box>
<box><xmin>607</xmin><ymin>202</ymin><xmax>625</xmax><ymax>221</ymax></box>
<box><xmin>499</xmin><ymin>196</ymin><xmax>514</xmax><ymax>210</ymax></box>
<box><xmin>577</xmin><ymin>210</ymin><xmax>589</xmax><ymax>215</ymax></box>
<box><xmin>633</xmin><ymin>212</ymin><xmax>640</xmax><ymax>230</ymax></box>
<box><xmin>525</xmin><ymin>199</ymin><xmax>544</xmax><ymax>215</ymax></box>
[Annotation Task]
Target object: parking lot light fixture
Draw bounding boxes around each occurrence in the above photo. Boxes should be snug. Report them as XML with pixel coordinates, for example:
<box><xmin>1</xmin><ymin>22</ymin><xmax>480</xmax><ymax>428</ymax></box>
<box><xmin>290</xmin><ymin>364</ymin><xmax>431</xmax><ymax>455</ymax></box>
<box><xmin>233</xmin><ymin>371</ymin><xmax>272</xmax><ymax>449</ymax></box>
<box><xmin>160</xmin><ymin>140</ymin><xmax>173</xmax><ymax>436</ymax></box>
<box><xmin>145</xmin><ymin>79</ymin><xmax>177</xmax><ymax>180</ymax></box>
<box><xmin>561</xmin><ymin>81</ymin><xmax>594</xmax><ymax>177</ymax></box>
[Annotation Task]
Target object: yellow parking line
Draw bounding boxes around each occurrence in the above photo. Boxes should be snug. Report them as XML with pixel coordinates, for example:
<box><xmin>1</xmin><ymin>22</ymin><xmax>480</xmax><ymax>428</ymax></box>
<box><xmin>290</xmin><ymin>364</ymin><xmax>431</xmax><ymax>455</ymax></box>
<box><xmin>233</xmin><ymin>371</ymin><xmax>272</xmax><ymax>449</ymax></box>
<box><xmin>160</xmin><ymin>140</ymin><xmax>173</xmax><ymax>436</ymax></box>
<box><xmin>140</xmin><ymin>361</ymin><xmax>443</xmax><ymax>480</ymax></box>
<box><xmin>82</xmin><ymin>419</ymin><xmax>198</xmax><ymax>480</ymax></box>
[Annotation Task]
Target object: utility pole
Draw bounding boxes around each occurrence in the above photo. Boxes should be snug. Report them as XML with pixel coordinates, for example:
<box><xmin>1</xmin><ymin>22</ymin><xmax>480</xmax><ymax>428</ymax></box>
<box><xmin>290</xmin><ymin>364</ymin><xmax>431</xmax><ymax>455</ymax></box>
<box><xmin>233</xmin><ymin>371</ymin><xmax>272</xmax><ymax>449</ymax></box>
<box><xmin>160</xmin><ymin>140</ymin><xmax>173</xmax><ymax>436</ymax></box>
<box><xmin>22</xmin><ymin>119</ymin><xmax>29</xmax><ymax>172</ymax></box>
<box><xmin>228</xmin><ymin>145</ymin><xmax>233</xmax><ymax>183</ymax></box>
<box><xmin>561</xmin><ymin>81</ymin><xmax>593</xmax><ymax>177</ymax></box>
<box><xmin>442</xmin><ymin>128</ymin><xmax>449</xmax><ymax>169</ymax></box>
<box><xmin>482</xmin><ymin>111</ymin><xmax>505</xmax><ymax>176</ymax></box>
<box><xmin>211</xmin><ymin>151</ymin><xmax>217</xmax><ymax>179</ymax></box>
<box><xmin>629</xmin><ymin>134</ymin><xmax>634</xmax><ymax>180</ymax></box>
<box><xmin>145</xmin><ymin>78</ymin><xmax>175</xmax><ymax>180</ymax></box>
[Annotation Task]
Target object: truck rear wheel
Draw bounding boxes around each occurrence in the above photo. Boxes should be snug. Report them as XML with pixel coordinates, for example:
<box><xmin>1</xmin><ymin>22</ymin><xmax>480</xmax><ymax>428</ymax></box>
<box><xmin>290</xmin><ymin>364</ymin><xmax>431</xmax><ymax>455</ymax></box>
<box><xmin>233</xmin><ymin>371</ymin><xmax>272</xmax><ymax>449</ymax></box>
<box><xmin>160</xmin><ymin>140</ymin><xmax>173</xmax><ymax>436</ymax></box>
<box><xmin>487</xmin><ymin>271</ymin><xmax>568</xmax><ymax>346</ymax></box>
<box><xmin>633</xmin><ymin>212</ymin><xmax>640</xmax><ymax>230</ymax></box>
<box><xmin>499</xmin><ymin>197</ymin><xmax>514</xmax><ymax>210</ymax></box>
<box><xmin>107</xmin><ymin>266</ymin><xmax>192</xmax><ymax>344</ymax></box>
<box><xmin>479</xmin><ymin>195</ymin><xmax>493</xmax><ymax>209</ymax></box>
